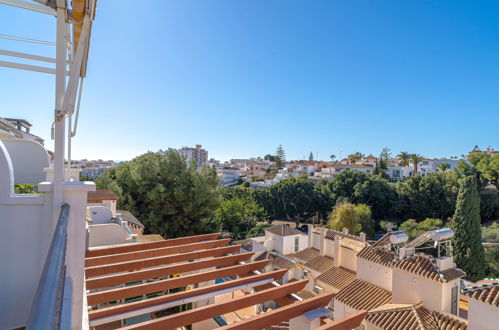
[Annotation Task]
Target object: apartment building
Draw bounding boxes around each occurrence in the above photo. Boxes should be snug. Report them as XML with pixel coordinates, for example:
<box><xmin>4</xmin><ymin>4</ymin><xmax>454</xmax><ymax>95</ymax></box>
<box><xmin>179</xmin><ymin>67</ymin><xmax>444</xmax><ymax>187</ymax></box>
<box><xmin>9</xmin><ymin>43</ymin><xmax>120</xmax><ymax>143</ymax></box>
<box><xmin>179</xmin><ymin>144</ymin><xmax>208</xmax><ymax>167</ymax></box>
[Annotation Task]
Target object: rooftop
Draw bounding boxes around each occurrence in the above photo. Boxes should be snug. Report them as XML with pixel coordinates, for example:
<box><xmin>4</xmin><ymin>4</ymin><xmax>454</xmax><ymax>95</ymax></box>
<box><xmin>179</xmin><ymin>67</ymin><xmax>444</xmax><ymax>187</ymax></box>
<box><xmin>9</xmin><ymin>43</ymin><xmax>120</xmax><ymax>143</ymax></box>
<box><xmin>365</xmin><ymin>303</ymin><xmax>467</xmax><ymax>330</ymax></box>
<box><xmin>462</xmin><ymin>282</ymin><xmax>499</xmax><ymax>308</ymax></box>
<box><xmin>85</xmin><ymin>233</ymin><xmax>339</xmax><ymax>328</ymax></box>
<box><xmin>393</xmin><ymin>255</ymin><xmax>466</xmax><ymax>283</ymax></box>
<box><xmin>87</xmin><ymin>189</ymin><xmax>120</xmax><ymax>202</ymax></box>
<box><xmin>266</xmin><ymin>224</ymin><xmax>304</xmax><ymax>236</ymax></box>
<box><xmin>316</xmin><ymin>266</ymin><xmax>357</xmax><ymax>291</ymax></box>
<box><xmin>335</xmin><ymin>279</ymin><xmax>392</xmax><ymax>311</ymax></box>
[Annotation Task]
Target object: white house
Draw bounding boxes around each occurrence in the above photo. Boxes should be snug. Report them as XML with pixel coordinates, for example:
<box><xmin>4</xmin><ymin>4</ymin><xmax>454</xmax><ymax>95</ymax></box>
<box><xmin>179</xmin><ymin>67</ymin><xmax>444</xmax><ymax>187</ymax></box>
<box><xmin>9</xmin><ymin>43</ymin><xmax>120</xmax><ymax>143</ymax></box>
<box><xmin>263</xmin><ymin>224</ymin><xmax>308</xmax><ymax>255</ymax></box>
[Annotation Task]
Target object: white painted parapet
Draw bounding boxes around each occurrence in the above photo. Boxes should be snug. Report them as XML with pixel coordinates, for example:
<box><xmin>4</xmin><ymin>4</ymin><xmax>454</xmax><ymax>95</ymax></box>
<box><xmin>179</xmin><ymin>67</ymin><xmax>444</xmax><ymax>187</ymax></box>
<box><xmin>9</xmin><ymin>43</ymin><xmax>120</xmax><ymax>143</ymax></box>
<box><xmin>39</xmin><ymin>181</ymin><xmax>95</xmax><ymax>330</ymax></box>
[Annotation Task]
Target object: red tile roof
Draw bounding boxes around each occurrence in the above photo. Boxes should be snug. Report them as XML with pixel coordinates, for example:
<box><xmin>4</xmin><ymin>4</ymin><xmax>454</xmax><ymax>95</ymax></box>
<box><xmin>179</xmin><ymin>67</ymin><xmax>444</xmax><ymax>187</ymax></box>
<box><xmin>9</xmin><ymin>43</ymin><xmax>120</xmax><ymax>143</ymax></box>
<box><xmin>335</xmin><ymin>279</ymin><xmax>392</xmax><ymax>311</ymax></box>
<box><xmin>266</xmin><ymin>224</ymin><xmax>303</xmax><ymax>236</ymax></box>
<box><xmin>292</xmin><ymin>247</ymin><xmax>320</xmax><ymax>263</ymax></box>
<box><xmin>304</xmin><ymin>255</ymin><xmax>335</xmax><ymax>273</ymax></box>
<box><xmin>316</xmin><ymin>266</ymin><xmax>356</xmax><ymax>291</ymax></box>
<box><xmin>325</xmin><ymin>229</ymin><xmax>365</xmax><ymax>242</ymax></box>
<box><xmin>357</xmin><ymin>246</ymin><xmax>396</xmax><ymax>267</ymax></box>
<box><xmin>365</xmin><ymin>303</ymin><xmax>467</xmax><ymax>330</ymax></box>
<box><xmin>463</xmin><ymin>283</ymin><xmax>499</xmax><ymax>308</ymax></box>
<box><xmin>87</xmin><ymin>189</ymin><xmax>119</xmax><ymax>202</ymax></box>
<box><xmin>393</xmin><ymin>255</ymin><xmax>465</xmax><ymax>283</ymax></box>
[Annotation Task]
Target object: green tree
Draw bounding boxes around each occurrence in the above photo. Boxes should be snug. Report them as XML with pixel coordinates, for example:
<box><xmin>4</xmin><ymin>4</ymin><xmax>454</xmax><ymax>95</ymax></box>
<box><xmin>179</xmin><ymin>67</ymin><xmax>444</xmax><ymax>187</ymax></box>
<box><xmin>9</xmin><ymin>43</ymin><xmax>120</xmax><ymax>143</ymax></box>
<box><xmin>209</xmin><ymin>197</ymin><xmax>267</xmax><ymax>240</ymax></box>
<box><xmin>399</xmin><ymin>218</ymin><xmax>443</xmax><ymax>240</ymax></box>
<box><xmin>409</xmin><ymin>153</ymin><xmax>424</xmax><ymax>176</ymax></box>
<box><xmin>327</xmin><ymin>202</ymin><xmax>362</xmax><ymax>234</ymax></box>
<box><xmin>396</xmin><ymin>172</ymin><xmax>459</xmax><ymax>220</ymax></box>
<box><xmin>264</xmin><ymin>154</ymin><xmax>275</xmax><ymax>161</ymax></box>
<box><xmin>327</xmin><ymin>202</ymin><xmax>372</xmax><ymax>235</ymax></box>
<box><xmin>275</xmin><ymin>145</ymin><xmax>286</xmax><ymax>169</ymax></box>
<box><xmin>479</xmin><ymin>191</ymin><xmax>499</xmax><ymax>222</ymax></box>
<box><xmin>14</xmin><ymin>183</ymin><xmax>40</xmax><ymax>194</ymax></box>
<box><xmin>356</xmin><ymin>203</ymin><xmax>375</xmax><ymax>238</ymax></box>
<box><xmin>309</xmin><ymin>152</ymin><xmax>314</xmax><ymax>161</ymax></box>
<box><xmin>437</xmin><ymin>163</ymin><xmax>450</xmax><ymax>172</ymax></box>
<box><xmin>451</xmin><ymin>176</ymin><xmax>486</xmax><ymax>281</ymax></box>
<box><xmin>397</xmin><ymin>151</ymin><xmax>411</xmax><ymax>167</ymax></box>
<box><xmin>348</xmin><ymin>152</ymin><xmax>364</xmax><ymax>164</ymax></box>
<box><xmin>247</xmin><ymin>223</ymin><xmax>273</xmax><ymax>238</ymax></box>
<box><xmin>330</xmin><ymin>154</ymin><xmax>336</xmax><ymax>162</ymax></box>
<box><xmin>95</xmin><ymin>150</ymin><xmax>220</xmax><ymax>238</ymax></box>
<box><xmin>476</xmin><ymin>154</ymin><xmax>499</xmax><ymax>189</ymax></box>
<box><xmin>482</xmin><ymin>222</ymin><xmax>499</xmax><ymax>243</ymax></box>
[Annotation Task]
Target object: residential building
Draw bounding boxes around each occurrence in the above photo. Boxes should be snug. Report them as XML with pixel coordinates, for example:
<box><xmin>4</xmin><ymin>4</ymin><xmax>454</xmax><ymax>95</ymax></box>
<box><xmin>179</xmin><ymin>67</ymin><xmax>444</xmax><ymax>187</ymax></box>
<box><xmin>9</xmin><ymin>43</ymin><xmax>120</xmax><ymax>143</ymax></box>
<box><xmin>0</xmin><ymin>117</ymin><xmax>44</xmax><ymax>145</ymax></box>
<box><xmin>264</xmin><ymin>224</ymin><xmax>308</xmax><ymax>255</ymax></box>
<box><xmin>178</xmin><ymin>144</ymin><xmax>208</xmax><ymax>167</ymax></box>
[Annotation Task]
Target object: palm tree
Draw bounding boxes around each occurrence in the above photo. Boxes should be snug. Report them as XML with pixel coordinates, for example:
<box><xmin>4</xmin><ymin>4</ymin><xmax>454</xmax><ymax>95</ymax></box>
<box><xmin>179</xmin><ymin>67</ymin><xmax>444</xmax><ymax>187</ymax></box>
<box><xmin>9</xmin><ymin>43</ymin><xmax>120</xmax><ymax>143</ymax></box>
<box><xmin>409</xmin><ymin>153</ymin><xmax>424</xmax><ymax>176</ymax></box>
<box><xmin>330</xmin><ymin>154</ymin><xmax>336</xmax><ymax>162</ymax></box>
<box><xmin>396</xmin><ymin>151</ymin><xmax>410</xmax><ymax>167</ymax></box>
<box><xmin>437</xmin><ymin>163</ymin><xmax>450</xmax><ymax>172</ymax></box>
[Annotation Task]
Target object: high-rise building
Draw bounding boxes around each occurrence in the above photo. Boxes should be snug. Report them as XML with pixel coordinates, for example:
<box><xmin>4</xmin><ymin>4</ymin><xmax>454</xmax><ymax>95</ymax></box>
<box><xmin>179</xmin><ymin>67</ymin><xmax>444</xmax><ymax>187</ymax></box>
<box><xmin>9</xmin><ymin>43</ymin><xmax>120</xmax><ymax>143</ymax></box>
<box><xmin>178</xmin><ymin>144</ymin><xmax>208</xmax><ymax>167</ymax></box>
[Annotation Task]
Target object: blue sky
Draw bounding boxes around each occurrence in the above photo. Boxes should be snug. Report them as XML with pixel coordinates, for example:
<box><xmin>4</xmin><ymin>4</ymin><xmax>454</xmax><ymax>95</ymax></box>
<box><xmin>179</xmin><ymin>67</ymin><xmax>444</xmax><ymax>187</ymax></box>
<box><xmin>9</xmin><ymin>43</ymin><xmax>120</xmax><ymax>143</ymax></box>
<box><xmin>1</xmin><ymin>0</ymin><xmax>498</xmax><ymax>161</ymax></box>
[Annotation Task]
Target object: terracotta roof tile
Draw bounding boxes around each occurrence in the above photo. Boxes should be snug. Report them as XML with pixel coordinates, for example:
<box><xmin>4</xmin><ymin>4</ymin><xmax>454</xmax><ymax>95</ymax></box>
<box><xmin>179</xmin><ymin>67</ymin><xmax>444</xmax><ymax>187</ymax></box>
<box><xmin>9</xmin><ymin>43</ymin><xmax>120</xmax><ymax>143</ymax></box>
<box><xmin>325</xmin><ymin>229</ymin><xmax>364</xmax><ymax>242</ymax></box>
<box><xmin>266</xmin><ymin>224</ymin><xmax>303</xmax><ymax>236</ymax></box>
<box><xmin>365</xmin><ymin>303</ymin><xmax>467</xmax><ymax>330</ymax></box>
<box><xmin>393</xmin><ymin>255</ymin><xmax>465</xmax><ymax>283</ymax></box>
<box><xmin>292</xmin><ymin>247</ymin><xmax>320</xmax><ymax>263</ymax></box>
<box><xmin>304</xmin><ymin>255</ymin><xmax>334</xmax><ymax>273</ymax></box>
<box><xmin>117</xmin><ymin>210</ymin><xmax>144</xmax><ymax>228</ymax></box>
<box><xmin>335</xmin><ymin>279</ymin><xmax>391</xmax><ymax>311</ymax></box>
<box><xmin>296</xmin><ymin>290</ymin><xmax>316</xmax><ymax>300</ymax></box>
<box><xmin>316</xmin><ymin>266</ymin><xmax>356</xmax><ymax>291</ymax></box>
<box><xmin>88</xmin><ymin>190</ymin><xmax>119</xmax><ymax>202</ymax></box>
<box><xmin>463</xmin><ymin>283</ymin><xmax>499</xmax><ymax>308</ymax></box>
<box><xmin>358</xmin><ymin>246</ymin><xmax>396</xmax><ymax>267</ymax></box>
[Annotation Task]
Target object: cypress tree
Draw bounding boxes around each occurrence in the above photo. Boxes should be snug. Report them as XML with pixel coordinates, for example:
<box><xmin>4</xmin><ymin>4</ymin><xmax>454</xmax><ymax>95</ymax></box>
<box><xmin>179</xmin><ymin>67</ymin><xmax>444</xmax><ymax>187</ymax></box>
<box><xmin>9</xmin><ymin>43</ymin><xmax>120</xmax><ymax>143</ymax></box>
<box><xmin>452</xmin><ymin>175</ymin><xmax>486</xmax><ymax>281</ymax></box>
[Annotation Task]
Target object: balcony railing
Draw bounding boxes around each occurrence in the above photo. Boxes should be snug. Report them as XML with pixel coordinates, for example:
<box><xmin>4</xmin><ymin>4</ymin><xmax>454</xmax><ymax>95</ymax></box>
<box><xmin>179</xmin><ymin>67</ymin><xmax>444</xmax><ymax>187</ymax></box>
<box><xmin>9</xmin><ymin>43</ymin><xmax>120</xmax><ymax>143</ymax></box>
<box><xmin>26</xmin><ymin>203</ymin><xmax>72</xmax><ymax>330</ymax></box>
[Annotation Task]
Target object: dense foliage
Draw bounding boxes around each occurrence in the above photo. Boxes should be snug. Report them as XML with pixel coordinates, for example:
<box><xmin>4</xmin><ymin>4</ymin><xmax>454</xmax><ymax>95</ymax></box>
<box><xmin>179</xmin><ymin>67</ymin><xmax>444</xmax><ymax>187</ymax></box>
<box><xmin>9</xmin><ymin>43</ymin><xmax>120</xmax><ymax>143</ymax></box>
<box><xmin>95</xmin><ymin>150</ymin><xmax>220</xmax><ymax>238</ymax></box>
<box><xmin>326</xmin><ymin>202</ymin><xmax>374</xmax><ymax>236</ymax></box>
<box><xmin>451</xmin><ymin>176</ymin><xmax>486</xmax><ymax>281</ymax></box>
<box><xmin>399</xmin><ymin>218</ymin><xmax>443</xmax><ymax>240</ymax></box>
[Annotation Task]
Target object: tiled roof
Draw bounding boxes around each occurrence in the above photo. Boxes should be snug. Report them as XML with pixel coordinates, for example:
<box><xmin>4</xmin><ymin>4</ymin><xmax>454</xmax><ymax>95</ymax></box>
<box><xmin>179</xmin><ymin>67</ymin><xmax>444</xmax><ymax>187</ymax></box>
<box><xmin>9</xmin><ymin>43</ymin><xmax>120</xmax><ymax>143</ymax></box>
<box><xmin>232</xmin><ymin>239</ymin><xmax>253</xmax><ymax>252</ymax></box>
<box><xmin>335</xmin><ymin>279</ymin><xmax>391</xmax><ymax>311</ymax></box>
<box><xmin>292</xmin><ymin>247</ymin><xmax>320</xmax><ymax>263</ymax></box>
<box><xmin>316</xmin><ymin>266</ymin><xmax>356</xmax><ymax>291</ymax></box>
<box><xmin>325</xmin><ymin>229</ymin><xmax>364</xmax><ymax>242</ymax></box>
<box><xmin>365</xmin><ymin>303</ymin><xmax>467</xmax><ymax>330</ymax></box>
<box><xmin>87</xmin><ymin>189</ymin><xmax>119</xmax><ymax>202</ymax></box>
<box><xmin>117</xmin><ymin>210</ymin><xmax>144</xmax><ymax>228</ymax></box>
<box><xmin>257</xmin><ymin>252</ymin><xmax>296</xmax><ymax>270</ymax></box>
<box><xmin>296</xmin><ymin>290</ymin><xmax>316</xmax><ymax>300</ymax></box>
<box><xmin>462</xmin><ymin>283</ymin><xmax>499</xmax><ymax>308</ymax></box>
<box><xmin>304</xmin><ymin>255</ymin><xmax>335</xmax><ymax>273</ymax></box>
<box><xmin>357</xmin><ymin>246</ymin><xmax>396</xmax><ymax>267</ymax></box>
<box><xmin>393</xmin><ymin>255</ymin><xmax>465</xmax><ymax>283</ymax></box>
<box><xmin>266</xmin><ymin>224</ymin><xmax>303</xmax><ymax>236</ymax></box>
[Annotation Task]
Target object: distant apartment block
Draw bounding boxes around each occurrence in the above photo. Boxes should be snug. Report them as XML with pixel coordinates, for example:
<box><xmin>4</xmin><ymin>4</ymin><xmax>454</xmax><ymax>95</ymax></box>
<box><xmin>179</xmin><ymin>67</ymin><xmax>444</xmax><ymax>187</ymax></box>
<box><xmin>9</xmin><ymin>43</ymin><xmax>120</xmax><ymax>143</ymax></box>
<box><xmin>179</xmin><ymin>144</ymin><xmax>208</xmax><ymax>167</ymax></box>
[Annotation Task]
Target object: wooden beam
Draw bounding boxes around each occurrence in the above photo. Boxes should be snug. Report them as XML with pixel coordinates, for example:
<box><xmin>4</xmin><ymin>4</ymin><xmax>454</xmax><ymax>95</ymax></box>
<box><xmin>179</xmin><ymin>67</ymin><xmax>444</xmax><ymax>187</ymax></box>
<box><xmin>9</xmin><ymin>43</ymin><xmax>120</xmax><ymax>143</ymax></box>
<box><xmin>85</xmin><ymin>238</ymin><xmax>231</xmax><ymax>267</ymax></box>
<box><xmin>86</xmin><ymin>252</ymin><xmax>254</xmax><ymax>290</ymax></box>
<box><xmin>122</xmin><ymin>279</ymin><xmax>309</xmax><ymax>330</ymax></box>
<box><xmin>315</xmin><ymin>310</ymin><xmax>367</xmax><ymax>330</ymax></box>
<box><xmin>85</xmin><ymin>245</ymin><xmax>241</xmax><ymax>277</ymax></box>
<box><xmin>218</xmin><ymin>293</ymin><xmax>335</xmax><ymax>330</ymax></box>
<box><xmin>85</xmin><ymin>233</ymin><xmax>220</xmax><ymax>258</ymax></box>
<box><xmin>87</xmin><ymin>260</ymin><xmax>270</xmax><ymax>306</ymax></box>
<box><xmin>89</xmin><ymin>269</ymin><xmax>288</xmax><ymax>321</ymax></box>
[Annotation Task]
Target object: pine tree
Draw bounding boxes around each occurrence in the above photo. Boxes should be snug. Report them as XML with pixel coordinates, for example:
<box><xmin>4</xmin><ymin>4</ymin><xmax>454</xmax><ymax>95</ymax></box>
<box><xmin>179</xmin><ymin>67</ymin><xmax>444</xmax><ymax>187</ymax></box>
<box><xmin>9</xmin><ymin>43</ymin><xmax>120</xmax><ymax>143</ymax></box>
<box><xmin>309</xmin><ymin>152</ymin><xmax>314</xmax><ymax>161</ymax></box>
<box><xmin>452</xmin><ymin>175</ymin><xmax>486</xmax><ymax>281</ymax></box>
<box><xmin>275</xmin><ymin>145</ymin><xmax>286</xmax><ymax>169</ymax></box>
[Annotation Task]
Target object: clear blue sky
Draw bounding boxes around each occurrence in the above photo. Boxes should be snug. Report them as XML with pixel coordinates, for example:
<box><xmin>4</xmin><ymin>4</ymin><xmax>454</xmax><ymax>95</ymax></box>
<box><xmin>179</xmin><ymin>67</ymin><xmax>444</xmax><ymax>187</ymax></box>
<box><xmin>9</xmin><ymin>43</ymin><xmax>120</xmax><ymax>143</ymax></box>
<box><xmin>1</xmin><ymin>0</ymin><xmax>498</xmax><ymax>161</ymax></box>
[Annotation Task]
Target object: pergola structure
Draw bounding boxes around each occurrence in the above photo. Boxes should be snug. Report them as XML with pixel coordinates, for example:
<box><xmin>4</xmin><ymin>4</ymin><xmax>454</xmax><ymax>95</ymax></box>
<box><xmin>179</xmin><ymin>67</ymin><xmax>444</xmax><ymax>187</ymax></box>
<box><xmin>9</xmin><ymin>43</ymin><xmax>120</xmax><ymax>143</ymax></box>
<box><xmin>86</xmin><ymin>233</ymin><xmax>366</xmax><ymax>329</ymax></box>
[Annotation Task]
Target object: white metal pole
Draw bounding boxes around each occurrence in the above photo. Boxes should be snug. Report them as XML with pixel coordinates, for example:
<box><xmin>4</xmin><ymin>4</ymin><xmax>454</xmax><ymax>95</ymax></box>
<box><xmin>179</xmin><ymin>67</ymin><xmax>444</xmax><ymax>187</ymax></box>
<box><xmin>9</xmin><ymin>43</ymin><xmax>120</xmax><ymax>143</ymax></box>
<box><xmin>53</xmin><ymin>6</ymin><xmax>67</xmax><ymax>218</ymax></box>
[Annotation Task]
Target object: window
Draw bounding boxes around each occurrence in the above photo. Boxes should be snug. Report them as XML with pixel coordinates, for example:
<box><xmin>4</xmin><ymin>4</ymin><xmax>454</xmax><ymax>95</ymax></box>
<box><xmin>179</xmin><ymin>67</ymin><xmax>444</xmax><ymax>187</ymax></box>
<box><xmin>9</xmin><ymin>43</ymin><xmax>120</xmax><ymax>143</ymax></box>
<box><xmin>451</xmin><ymin>286</ymin><xmax>458</xmax><ymax>315</ymax></box>
<box><xmin>294</xmin><ymin>237</ymin><xmax>299</xmax><ymax>252</ymax></box>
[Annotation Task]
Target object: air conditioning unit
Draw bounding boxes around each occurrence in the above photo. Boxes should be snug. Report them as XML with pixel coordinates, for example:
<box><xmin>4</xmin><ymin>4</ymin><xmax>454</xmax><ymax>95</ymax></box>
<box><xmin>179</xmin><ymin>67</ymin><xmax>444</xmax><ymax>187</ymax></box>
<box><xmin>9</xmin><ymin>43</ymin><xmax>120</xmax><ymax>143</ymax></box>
<box><xmin>314</xmin><ymin>286</ymin><xmax>323</xmax><ymax>294</ymax></box>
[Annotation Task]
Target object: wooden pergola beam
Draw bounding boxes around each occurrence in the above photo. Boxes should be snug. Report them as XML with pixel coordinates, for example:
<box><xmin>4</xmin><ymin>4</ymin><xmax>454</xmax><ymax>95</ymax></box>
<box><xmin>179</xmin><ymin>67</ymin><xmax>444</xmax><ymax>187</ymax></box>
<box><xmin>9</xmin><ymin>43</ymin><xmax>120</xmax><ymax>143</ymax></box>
<box><xmin>86</xmin><ymin>252</ymin><xmax>254</xmax><ymax>290</ymax></box>
<box><xmin>315</xmin><ymin>310</ymin><xmax>367</xmax><ymax>330</ymax></box>
<box><xmin>85</xmin><ymin>233</ymin><xmax>220</xmax><ymax>258</ymax></box>
<box><xmin>218</xmin><ymin>293</ymin><xmax>335</xmax><ymax>330</ymax></box>
<box><xmin>87</xmin><ymin>260</ymin><xmax>270</xmax><ymax>306</ymax></box>
<box><xmin>85</xmin><ymin>245</ymin><xmax>241</xmax><ymax>277</ymax></box>
<box><xmin>89</xmin><ymin>269</ymin><xmax>288</xmax><ymax>321</ymax></box>
<box><xmin>85</xmin><ymin>238</ymin><xmax>231</xmax><ymax>267</ymax></box>
<box><xmin>122</xmin><ymin>279</ymin><xmax>309</xmax><ymax>330</ymax></box>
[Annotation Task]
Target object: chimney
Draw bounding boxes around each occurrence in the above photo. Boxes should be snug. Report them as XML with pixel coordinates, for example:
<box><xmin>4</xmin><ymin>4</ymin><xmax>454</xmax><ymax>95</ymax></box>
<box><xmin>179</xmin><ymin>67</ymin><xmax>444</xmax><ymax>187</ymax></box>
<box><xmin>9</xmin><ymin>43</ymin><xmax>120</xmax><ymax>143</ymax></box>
<box><xmin>342</xmin><ymin>227</ymin><xmax>349</xmax><ymax>234</ymax></box>
<box><xmin>359</xmin><ymin>232</ymin><xmax>366</xmax><ymax>242</ymax></box>
<box><xmin>436</xmin><ymin>255</ymin><xmax>455</xmax><ymax>272</ymax></box>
